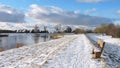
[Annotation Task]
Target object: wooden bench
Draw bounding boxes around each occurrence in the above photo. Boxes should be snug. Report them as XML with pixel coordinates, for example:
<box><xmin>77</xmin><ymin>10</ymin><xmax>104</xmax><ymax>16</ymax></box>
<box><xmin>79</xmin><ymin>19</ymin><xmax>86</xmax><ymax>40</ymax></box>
<box><xmin>92</xmin><ymin>40</ymin><xmax>105</xmax><ymax>58</ymax></box>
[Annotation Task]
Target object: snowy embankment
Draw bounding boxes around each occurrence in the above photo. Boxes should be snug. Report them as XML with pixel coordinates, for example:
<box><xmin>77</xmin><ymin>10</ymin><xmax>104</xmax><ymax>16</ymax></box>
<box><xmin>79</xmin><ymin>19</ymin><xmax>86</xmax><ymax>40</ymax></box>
<box><xmin>0</xmin><ymin>35</ymin><xmax>77</xmax><ymax>68</ymax></box>
<box><xmin>87</xmin><ymin>34</ymin><xmax>120</xmax><ymax>68</ymax></box>
<box><xmin>42</xmin><ymin>34</ymin><xmax>104</xmax><ymax>68</ymax></box>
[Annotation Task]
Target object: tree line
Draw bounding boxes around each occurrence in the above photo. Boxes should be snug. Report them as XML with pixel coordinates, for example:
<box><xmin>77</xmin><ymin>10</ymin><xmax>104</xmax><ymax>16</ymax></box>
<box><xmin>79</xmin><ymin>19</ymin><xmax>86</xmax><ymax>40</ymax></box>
<box><xmin>94</xmin><ymin>24</ymin><xmax>120</xmax><ymax>38</ymax></box>
<box><xmin>0</xmin><ymin>23</ymin><xmax>120</xmax><ymax>38</ymax></box>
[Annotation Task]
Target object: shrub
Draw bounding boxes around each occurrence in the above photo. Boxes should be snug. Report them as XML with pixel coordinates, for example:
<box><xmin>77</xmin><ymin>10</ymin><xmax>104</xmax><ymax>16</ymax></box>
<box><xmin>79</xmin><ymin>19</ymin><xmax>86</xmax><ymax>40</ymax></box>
<box><xmin>74</xmin><ymin>28</ymin><xmax>85</xmax><ymax>34</ymax></box>
<box><xmin>94</xmin><ymin>24</ymin><xmax>120</xmax><ymax>38</ymax></box>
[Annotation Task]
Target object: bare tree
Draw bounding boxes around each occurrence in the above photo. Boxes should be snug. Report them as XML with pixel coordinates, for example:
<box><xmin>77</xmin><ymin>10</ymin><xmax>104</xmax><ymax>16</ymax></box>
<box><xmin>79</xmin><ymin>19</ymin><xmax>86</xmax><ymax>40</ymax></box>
<box><xmin>55</xmin><ymin>24</ymin><xmax>62</xmax><ymax>33</ymax></box>
<box><xmin>44</xmin><ymin>26</ymin><xmax>47</xmax><ymax>32</ymax></box>
<box><xmin>34</xmin><ymin>24</ymin><xmax>39</xmax><ymax>33</ymax></box>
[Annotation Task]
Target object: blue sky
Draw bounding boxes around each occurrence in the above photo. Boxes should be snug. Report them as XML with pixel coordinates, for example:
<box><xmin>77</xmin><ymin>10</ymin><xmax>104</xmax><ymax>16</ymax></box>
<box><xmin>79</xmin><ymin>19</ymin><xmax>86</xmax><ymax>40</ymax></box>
<box><xmin>0</xmin><ymin>0</ymin><xmax>120</xmax><ymax>25</ymax></box>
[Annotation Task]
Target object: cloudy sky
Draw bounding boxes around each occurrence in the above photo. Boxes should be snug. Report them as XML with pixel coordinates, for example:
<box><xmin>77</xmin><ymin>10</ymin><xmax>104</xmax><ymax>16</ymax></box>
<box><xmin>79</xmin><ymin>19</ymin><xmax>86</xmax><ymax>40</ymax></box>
<box><xmin>0</xmin><ymin>0</ymin><xmax>120</xmax><ymax>26</ymax></box>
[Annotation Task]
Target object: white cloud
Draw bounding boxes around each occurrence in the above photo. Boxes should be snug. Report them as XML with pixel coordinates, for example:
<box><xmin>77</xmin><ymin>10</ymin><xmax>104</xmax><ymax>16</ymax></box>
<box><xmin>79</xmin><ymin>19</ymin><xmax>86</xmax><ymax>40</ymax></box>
<box><xmin>0</xmin><ymin>4</ymin><xmax>25</xmax><ymax>23</ymax></box>
<box><xmin>26</xmin><ymin>4</ymin><xmax>113</xmax><ymax>26</ymax></box>
<box><xmin>30</xmin><ymin>4</ymin><xmax>50</xmax><ymax>15</ymax></box>
<box><xmin>84</xmin><ymin>8</ymin><xmax>96</xmax><ymax>14</ymax></box>
<box><xmin>26</xmin><ymin>4</ymin><xmax>65</xmax><ymax>17</ymax></box>
<box><xmin>74</xmin><ymin>10</ymin><xmax>80</xmax><ymax>14</ymax></box>
<box><xmin>77</xmin><ymin>0</ymin><xmax>104</xmax><ymax>3</ymax></box>
<box><xmin>117</xmin><ymin>10</ymin><xmax>120</xmax><ymax>15</ymax></box>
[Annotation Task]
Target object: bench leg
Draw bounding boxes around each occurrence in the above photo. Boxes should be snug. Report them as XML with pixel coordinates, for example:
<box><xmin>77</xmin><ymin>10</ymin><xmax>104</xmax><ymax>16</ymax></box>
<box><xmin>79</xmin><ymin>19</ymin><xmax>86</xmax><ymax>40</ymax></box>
<box><xmin>92</xmin><ymin>49</ymin><xmax>94</xmax><ymax>54</ymax></box>
<box><xmin>93</xmin><ymin>52</ymin><xmax>101</xmax><ymax>58</ymax></box>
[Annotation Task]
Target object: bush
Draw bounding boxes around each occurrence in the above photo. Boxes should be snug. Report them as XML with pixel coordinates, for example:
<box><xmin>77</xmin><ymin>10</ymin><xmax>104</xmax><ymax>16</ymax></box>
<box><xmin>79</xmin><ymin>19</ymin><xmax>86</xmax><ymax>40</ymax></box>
<box><xmin>64</xmin><ymin>26</ymin><xmax>72</xmax><ymax>33</ymax></box>
<box><xmin>0</xmin><ymin>30</ymin><xmax>16</xmax><ymax>33</ymax></box>
<box><xmin>94</xmin><ymin>24</ymin><xmax>120</xmax><ymax>38</ymax></box>
<box><xmin>94</xmin><ymin>24</ymin><xmax>108</xmax><ymax>33</ymax></box>
<box><xmin>74</xmin><ymin>28</ymin><xmax>85</xmax><ymax>34</ymax></box>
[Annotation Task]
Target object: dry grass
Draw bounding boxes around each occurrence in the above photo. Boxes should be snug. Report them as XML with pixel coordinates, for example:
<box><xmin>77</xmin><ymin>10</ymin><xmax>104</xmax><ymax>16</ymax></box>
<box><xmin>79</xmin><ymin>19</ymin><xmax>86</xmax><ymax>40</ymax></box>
<box><xmin>16</xmin><ymin>43</ymin><xmax>24</xmax><ymax>48</ymax></box>
<box><xmin>50</xmin><ymin>33</ymin><xmax>64</xmax><ymax>39</ymax></box>
<box><xmin>0</xmin><ymin>48</ymin><xmax>4</xmax><ymax>52</ymax></box>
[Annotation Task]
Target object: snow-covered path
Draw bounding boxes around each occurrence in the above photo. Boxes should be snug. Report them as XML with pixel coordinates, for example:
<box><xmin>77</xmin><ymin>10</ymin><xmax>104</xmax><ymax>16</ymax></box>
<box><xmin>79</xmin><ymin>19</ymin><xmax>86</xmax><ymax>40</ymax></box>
<box><xmin>43</xmin><ymin>34</ymin><xmax>104</xmax><ymax>68</ymax></box>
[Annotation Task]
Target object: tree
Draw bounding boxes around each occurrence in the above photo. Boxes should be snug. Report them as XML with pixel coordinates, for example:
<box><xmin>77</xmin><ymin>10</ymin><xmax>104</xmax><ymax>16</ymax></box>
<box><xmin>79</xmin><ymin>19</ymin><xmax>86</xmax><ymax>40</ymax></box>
<box><xmin>64</xmin><ymin>26</ymin><xmax>72</xmax><ymax>33</ymax></box>
<box><xmin>44</xmin><ymin>26</ymin><xmax>47</xmax><ymax>32</ymax></box>
<box><xmin>116</xmin><ymin>25</ymin><xmax>120</xmax><ymax>37</ymax></box>
<box><xmin>31</xmin><ymin>29</ymin><xmax>34</xmax><ymax>33</ymax></box>
<box><xmin>94</xmin><ymin>24</ymin><xmax>108</xmax><ymax>33</ymax></box>
<box><xmin>94</xmin><ymin>23</ymin><xmax>120</xmax><ymax>38</ymax></box>
<box><xmin>30</xmin><ymin>24</ymin><xmax>40</xmax><ymax>33</ymax></box>
<box><xmin>55</xmin><ymin>24</ymin><xmax>62</xmax><ymax>33</ymax></box>
<box><xmin>107</xmin><ymin>24</ymin><xmax>117</xmax><ymax>37</ymax></box>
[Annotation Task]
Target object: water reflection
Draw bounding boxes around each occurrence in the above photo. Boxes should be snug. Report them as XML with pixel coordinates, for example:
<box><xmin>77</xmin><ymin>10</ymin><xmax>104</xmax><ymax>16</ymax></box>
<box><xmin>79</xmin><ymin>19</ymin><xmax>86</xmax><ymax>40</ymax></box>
<box><xmin>34</xmin><ymin>33</ymin><xmax>40</xmax><ymax>43</ymax></box>
<box><xmin>40</xmin><ymin>33</ymin><xmax>49</xmax><ymax>42</ymax></box>
<box><xmin>0</xmin><ymin>33</ymin><xmax>50</xmax><ymax>51</ymax></box>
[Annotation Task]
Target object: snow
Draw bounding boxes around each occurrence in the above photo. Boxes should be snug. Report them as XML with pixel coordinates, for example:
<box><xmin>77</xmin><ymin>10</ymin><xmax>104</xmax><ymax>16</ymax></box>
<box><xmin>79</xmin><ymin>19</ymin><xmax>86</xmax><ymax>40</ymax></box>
<box><xmin>1</xmin><ymin>34</ymin><xmax>119</xmax><ymax>68</ymax></box>
<box><xmin>0</xmin><ymin>22</ymin><xmax>95</xmax><ymax>32</ymax></box>
<box><xmin>42</xmin><ymin>34</ymin><xmax>104</xmax><ymax>68</ymax></box>
<box><xmin>0</xmin><ymin>35</ymin><xmax>77</xmax><ymax>68</ymax></box>
<box><xmin>87</xmin><ymin>33</ymin><xmax>120</xmax><ymax>68</ymax></box>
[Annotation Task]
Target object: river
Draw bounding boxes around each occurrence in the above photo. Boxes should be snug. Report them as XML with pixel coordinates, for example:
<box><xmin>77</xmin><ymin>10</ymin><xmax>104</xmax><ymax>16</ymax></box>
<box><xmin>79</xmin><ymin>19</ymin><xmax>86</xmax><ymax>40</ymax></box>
<box><xmin>0</xmin><ymin>33</ymin><xmax>50</xmax><ymax>51</ymax></box>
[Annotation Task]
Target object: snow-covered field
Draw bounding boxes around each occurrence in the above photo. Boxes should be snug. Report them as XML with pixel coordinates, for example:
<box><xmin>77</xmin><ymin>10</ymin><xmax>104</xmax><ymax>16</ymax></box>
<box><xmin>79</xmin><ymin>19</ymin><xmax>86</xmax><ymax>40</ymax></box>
<box><xmin>0</xmin><ymin>34</ymin><xmax>120</xmax><ymax>68</ymax></box>
<box><xmin>87</xmin><ymin>33</ymin><xmax>120</xmax><ymax>68</ymax></box>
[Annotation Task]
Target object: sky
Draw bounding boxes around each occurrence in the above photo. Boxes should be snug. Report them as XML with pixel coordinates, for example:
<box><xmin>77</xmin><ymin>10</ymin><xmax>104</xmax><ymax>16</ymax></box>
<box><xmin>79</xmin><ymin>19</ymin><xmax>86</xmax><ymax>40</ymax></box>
<box><xmin>0</xmin><ymin>0</ymin><xmax>120</xmax><ymax>26</ymax></box>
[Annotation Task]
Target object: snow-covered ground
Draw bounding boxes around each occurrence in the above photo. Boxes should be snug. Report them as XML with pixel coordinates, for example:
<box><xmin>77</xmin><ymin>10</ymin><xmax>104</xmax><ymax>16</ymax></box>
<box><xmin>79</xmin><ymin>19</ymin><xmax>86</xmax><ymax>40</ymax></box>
<box><xmin>87</xmin><ymin>33</ymin><xmax>120</xmax><ymax>68</ymax></box>
<box><xmin>0</xmin><ymin>35</ymin><xmax>77</xmax><ymax>68</ymax></box>
<box><xmin>1</xmin><ymin>34</ymin><xmax>119</xmax><ymax>68</ymax></box>
<box><xmin>42</xmin><ymin>34</ymin><xmax>104</xmax><ymax>68</ymax></box>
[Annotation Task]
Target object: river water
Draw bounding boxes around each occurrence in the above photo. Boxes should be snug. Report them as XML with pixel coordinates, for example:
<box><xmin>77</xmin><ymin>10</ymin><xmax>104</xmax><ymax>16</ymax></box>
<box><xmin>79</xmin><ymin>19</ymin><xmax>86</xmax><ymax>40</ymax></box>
<box><xmin>0</xmin><ymin>33</ymin><xmax>50</xmax><ymax>51</ymax></box>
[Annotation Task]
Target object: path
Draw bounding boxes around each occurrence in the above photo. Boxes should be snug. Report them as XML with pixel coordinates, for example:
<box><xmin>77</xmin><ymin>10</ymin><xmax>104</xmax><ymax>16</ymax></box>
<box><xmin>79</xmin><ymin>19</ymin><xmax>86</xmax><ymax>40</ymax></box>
<box><xmin>43</xmin><ymin>34</ymin><xmax>104</xmax><ymax>68</ymax></box>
